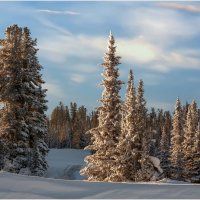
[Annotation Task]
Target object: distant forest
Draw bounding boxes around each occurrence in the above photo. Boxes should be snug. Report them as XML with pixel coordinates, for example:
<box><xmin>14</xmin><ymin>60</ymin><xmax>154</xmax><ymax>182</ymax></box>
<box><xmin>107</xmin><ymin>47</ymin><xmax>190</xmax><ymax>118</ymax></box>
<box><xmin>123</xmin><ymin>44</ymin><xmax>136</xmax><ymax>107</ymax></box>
<box><xmin>47</xmin><ymin>102</ymin><xmax>98</xmax><ymax>149</ymax></box>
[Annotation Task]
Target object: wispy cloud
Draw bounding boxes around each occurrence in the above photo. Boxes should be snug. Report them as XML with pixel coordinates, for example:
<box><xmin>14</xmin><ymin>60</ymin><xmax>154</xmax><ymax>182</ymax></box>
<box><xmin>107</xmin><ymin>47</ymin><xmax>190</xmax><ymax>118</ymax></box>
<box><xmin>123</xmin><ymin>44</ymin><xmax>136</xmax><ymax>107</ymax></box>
<box><xmin>36</xmin><ymin>17</ymin><xmax>71</xmax><ymax>35</ymax></box>
<box><xmin>38</xmin><ymin>31</ymin><xmax>200</xmax><ymax>74</ymax></box>
<box><xmin>70</xmin><ymin>73</ymin><xmax>86</xmax><ymax>83</ymax></box>
<box><xmin>36</xmin><ymin>9</ymin><xmax>80</xmax><ymax>15</ymax></box>
<box><xmin>124</xmin><ymin>7</ymin><xmax>200</xmax><ymax>45</ymax></box>
<box><xmin>38</xmin><ymin>33</ymin><xmax>161</xmax><ymax>69</ymax></box>
<box><xmin>158</xmin><ymin>2</ymin><xmax>200</xmax><ymax>13</ymax></box>
<box><xmin>38</xmin><ymin>34</ymin><xmax>105</xmax><ymax>65</ymax></box>
<box><xmin>33</xmin><ymin>2</ymin><xmax>200</xmax><ymax>76</ymax></box>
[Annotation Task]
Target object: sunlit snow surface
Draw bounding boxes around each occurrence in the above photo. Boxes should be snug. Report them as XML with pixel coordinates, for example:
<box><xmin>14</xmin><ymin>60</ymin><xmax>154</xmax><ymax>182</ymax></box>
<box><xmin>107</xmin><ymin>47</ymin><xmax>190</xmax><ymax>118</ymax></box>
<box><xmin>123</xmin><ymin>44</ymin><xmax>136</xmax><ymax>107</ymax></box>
<box><xmin>0</xmin><ymin>149</ymin><xmax>199</xmax><ymax>199</ymax></box>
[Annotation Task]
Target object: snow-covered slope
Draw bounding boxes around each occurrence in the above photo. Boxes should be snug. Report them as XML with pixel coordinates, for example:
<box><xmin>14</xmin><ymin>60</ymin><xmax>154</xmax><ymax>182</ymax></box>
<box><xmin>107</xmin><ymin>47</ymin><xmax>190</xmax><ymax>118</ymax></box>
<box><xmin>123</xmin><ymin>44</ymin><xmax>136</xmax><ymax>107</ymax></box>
<box><xmin>47</xmin><ymin>149</ymin><xmax>90</xmax><ymax>180</ymax></box>
<box><xmin>0</xmin><ymin>149</ymin><xmax>199</xmax><ymax>199</ymax></box>
<box><xmin>0</xmin><ymin>171</ymin><xmax>200</xmax><ymax>199</ymax></box>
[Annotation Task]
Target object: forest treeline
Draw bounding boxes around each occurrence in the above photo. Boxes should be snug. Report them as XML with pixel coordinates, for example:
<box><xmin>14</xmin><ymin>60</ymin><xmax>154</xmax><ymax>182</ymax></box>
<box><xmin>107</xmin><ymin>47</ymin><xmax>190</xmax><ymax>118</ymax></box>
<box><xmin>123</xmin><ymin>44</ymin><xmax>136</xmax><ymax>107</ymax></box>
<box><xmin>47</xmin><ymin>102</ymin><xmax>98</xmax><ymax>149</ymax></box>
<box><xmin>47</xmin><ymin>102</ymin><xmax>172</xmax><ymax>151</ymax></box>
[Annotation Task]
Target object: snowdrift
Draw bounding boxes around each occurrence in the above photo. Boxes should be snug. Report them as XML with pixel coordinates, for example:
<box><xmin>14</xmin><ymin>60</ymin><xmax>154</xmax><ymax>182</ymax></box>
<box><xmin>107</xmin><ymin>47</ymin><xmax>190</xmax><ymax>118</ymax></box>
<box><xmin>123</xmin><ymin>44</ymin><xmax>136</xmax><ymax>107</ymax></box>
<box><xmin>0</xmin><ymin>149</ymin><xmax>199</xmax><ymax>199</ymax></box>
<box><xmin>0</xmin><ymin>171</ymin><xmax>200</xmax><ymax>199</ymax></box>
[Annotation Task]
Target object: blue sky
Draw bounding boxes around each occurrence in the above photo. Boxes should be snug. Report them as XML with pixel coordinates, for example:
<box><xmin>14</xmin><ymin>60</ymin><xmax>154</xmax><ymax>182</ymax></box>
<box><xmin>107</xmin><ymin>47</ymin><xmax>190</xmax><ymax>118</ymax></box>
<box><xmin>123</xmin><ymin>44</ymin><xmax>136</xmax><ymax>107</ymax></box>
<box><xmin>1</xmin><ymin>1</ymin><xmax>200</xmax><ymax>115</ymax></box>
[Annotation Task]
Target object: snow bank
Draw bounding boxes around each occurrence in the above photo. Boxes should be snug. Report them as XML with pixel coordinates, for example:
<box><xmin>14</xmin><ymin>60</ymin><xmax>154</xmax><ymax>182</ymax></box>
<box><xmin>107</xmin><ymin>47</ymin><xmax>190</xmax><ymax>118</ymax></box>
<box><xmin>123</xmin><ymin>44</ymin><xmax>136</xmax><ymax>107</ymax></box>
<box><xmin>0</xmin><ymin>171</ymin><xmax>199</xmax><ymax>199</ymax></box>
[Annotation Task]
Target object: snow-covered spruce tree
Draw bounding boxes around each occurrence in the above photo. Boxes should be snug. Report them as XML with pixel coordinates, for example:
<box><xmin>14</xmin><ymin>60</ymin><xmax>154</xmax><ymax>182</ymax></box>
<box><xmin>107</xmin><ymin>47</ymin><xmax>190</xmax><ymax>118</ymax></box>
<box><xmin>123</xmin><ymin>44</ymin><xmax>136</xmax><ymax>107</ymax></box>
<box><xmin>0</xmin><ymin>25</ymin><xmax>48</xmax><ymax>175</ymax></box>
<box><xmin>0</xmin><ymin>25</ymin><xmax>30</xmax><ymax>173</ymax></box>
<box><xmin>81</xmin><ymin>32</ymin><xmax>123</xmax><ymax>181</ymax></box>
<box><xmin>170</xmin><ymin>97</ymin><xmax>184</xmax><ymax>180</ymax></box>
<box><xmin>182</xmin><ymin>100</ymin><xmax>199</xmax><ymax>180</ymax></box>
<box><xmin>135</xmin><ymin>80</ymin><xmax>149</xmax><ymax>155</ymax></box>
<box><xmin>191</xmin><ymin>122</ymin><xmax>200</xmax><ymax>182</ymax></box>
<box><xmin>134</xmin><ymin>80</ymin><xmax>160</xmax><ymax>181</ymax></box>
<box><xmin>183</xmin><ymin>101</ymin><xmax>190</xmax><ymax>123</ymax></box>
<box><xmin>21</xmin><ymin>27</ymin><xmax>48</xmax><ymax>176</ymax></box>
<box><xmin>110</xmin><ymin>69</ymin><xmax>141</xmax><ymax>181</ymax></box>
<box><xmin>189</xmin><ymin>100</ymin><xmax>198</xmax><ymax>132</ymax></box>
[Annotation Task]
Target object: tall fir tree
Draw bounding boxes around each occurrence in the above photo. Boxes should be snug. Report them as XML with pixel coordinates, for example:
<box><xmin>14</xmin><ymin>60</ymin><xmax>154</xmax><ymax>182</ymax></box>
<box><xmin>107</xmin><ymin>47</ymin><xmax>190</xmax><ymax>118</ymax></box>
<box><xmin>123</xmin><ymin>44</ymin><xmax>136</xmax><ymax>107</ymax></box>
<box><xmin>182</xmin><ymin>100</ymin><xmax>199</xmax><ymax>180</ymax></box>
<box><xmin>0</xmin><ymin>25</ymin><xmax>48</xmax><ymax>176</ymax></box>
<box><xmin>183</xmin><ymin>101</ymin><xmax>190</xmax><ymax>123</ymax></box>
<box><xmin>170</xmin><ymin>97</ymin><xmax>184</xmax><ymax>180</ymax></box>
<box><xmin>110</xmin><ymin>69</ymin><xmax>141</xmax><ymax>181</ymax></box>
<box><xmin>190</xmin><ymin>100</ymin><xmax>198</xmax><ymax>131</ymax></box>
<box><xmin>0</xmin><ymin>25</ymin><xmax>30</xmax><ymax>173</ymax></box>
<box><xmin>21</xmin><ymin>27</ymin><xmax>48</xmax><ymax>176</ymax></box>
<box><xmin>135</xmin><ymin>80</ymin><xmax>149</xmax><ymax>155</ymax></box>
<box><xmin>81</xmin><ymin>32</ymin><xmax>123</xmax><ymax>181</ymax></box>
<box><xmin>135</xmin><ymin>80</ymin><xmax>158</xmax><ymax>181</ymax></box>
<box><xmin>192</xmin><ymin>122</ymin><xmax>200</xmax><ymax>181</ymax></box>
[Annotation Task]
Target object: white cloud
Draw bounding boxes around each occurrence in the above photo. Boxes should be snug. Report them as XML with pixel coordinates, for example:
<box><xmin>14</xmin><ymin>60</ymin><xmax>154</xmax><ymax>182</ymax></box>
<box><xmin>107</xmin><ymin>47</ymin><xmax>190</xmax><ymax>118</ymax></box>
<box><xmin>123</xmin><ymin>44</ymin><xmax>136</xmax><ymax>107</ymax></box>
<box><xmin>158</xmin><ymin>2</ymin><xmax>200</xmax><ymax>13</ymax></box>
<box><xmin>35</xmin><ymin>17</ymin><xmax>71</xmax><ymax>35</ymax></box>
<box><xmin>163</xmin><ymin>51</ymin><xmax>200</xmax><ymax>70</ymax></box>
<box><xmin>38</xmin><ymin>34</ymin><xmax>105</xmax><ymax>64</ymax></box>
<box><xmin>117</xmin><ymin>36</ymin><xmax>160</xmax><ymax>64</ymax></box>
<box><xmin>124</xmin><ymin>7</ymin><xmax>200</xmax><ymax>46</ymax></box>
<box><xmin>117</xmin><ymin>36</ymin><xmax>200</xmax><ymax>73</ymax></box>
<box><xmin>36</xmin><ymin>4</ymin><xmax>200</xmax><ymax>76</ymax></box>
<box><xmin>38</xmin><ymin>33</ymin><xmax>161</xmax><ymax>72</ymax></box>
<box><xmin>36</xmin><ymin>9</ymin><xmax>80</xmax><ymax>15</ymax></box>
<box><xmin>38</xmin><ymin>32</ymin><xmax>200</xmax><ymax>74</ymax></box>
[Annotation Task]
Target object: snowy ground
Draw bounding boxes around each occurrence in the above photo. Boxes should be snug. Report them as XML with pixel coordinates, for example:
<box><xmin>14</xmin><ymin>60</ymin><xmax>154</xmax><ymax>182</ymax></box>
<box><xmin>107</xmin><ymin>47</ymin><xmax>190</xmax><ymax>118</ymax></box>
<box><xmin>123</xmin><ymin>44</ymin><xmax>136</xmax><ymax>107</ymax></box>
<box><xmin>47</xmin><ymin>149</ymin><xmax>90</xmax><ymax>180</ymax></box>
<box><xmin>0</xmin><ymin>149</ymin><xmax>200</xmax><ymax>199</ymax></box>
